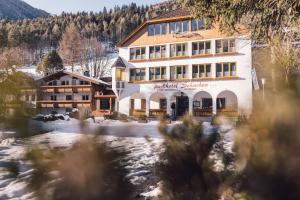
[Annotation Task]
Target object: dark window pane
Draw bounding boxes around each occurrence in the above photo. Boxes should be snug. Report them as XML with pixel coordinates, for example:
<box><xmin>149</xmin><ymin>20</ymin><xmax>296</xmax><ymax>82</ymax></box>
<box><xmin>192</xmin><ymin>42</ymin><xmax>198</xmax><ymax>55</ymax></box>
<box><xmin>130</xmin><ymin>48</ymin><xmax>134</xmax><ymax>60</ymax></box>
<box><xmin>216</xmin><ymin>40</ymin><xmax>222</xmax><ymax>53</ymax></box>
<box><xmin>149</xmin><ymin>68</ymin><xmax>154</xmax><ymax>80</ymax></box>
<box><xmin>198</xmin><ymin>19</ymin><xmax>205</xmax><ymax>29</ymax></box>
<box><xmin>155</xmin><ymin>24</ymin><xmax>161</xmax><ymax>35</ymax></box>
<box><xmin>175</xmin><ymin>21</ymin><xmax>182</xmax><ymax>33</ymax></box>
<box><xmin>205</xmin><ymin>41</ymin><xmax>211</xmax><ymax>54</ymax></box>
<box><xmin>141</xmin><ymin>69</ymin><xmax>145</xmax><ymax>80</ymax></box>
<box><xmin>155</xmin><ymin>46</ymin><xmax>161</xmax><ymax>58</ymax></box>
<box><xmin>161</xmin><ymin>67</ymin><xmax>166</xmax><ymax>79</ymax></box>
<box><xmin>148</xmin><ymin>25</ymin><xmax>154</xmax><ymax>36</ymax></box>
<box><xmin>223</xmin><ymin>40</ymin><xmax>229</xmax><ymax>52</ymax></box>
<box><xmin>161</xmin><ymin>46</ymin><xmax>166</xmax><ymax>57</ymax></box>
<box><xmin>136</xmin><ymin>48</ymin><xmax>141</xmax><ymax>59</ymax></box>
<box><xmin>170</xmin><ymin>44</ymin><xmax>175</xmax><ymax>57</ymax></box>
<box><xmin>230</xmin><ymin>63</ymin><xmax>236</xmax><ymax>76</ymax></box>
<box><xmin>176</xmin><ymin>44</ymin><xmax>182</xmax><ymax>56</ymax></box>
<box><xmin>170</xmin><ymin>22</ymin><xmax>175</xmax><ymax>33</ymax></box>
<box><xmin>161</xmin><ymin>23</ymin><xmax>167</xmax><ymax>34</ymax></box>
<box><xmin>130</xmin><ymin>69</ymin><xmax>135</xmax><ymax>81</ymax></box>
<box><xmin>183</xmin><ymin>20</ymin><xmax>189</xmax><ymax>32</ymax></box>
<box><xmin>223</xmin><ymin>63</ymin><xmax>229</xmax><ymax>76</ymax></box>
<box><xmin>149</xmin><ymin>46</ymin><xmax>154</xmax><ymax>59</ymax></box>
<box><xmin>199</xmin><ymin>42</ymin><xmax>205</xmax><ymax>54</ymax></box>
<box><xmin>155</xmin><ymin>68</ymin><xmax>160</xmax><ymax>79</ymax></box>
<box><xmin>141</xmin><ymin>48</ymin><xmax>145</xmax><ymax>59</ymax></box>
<box><xmin>191</xmin><ymin>19</ymin><xmax>197</xmax><ymax>31</ymax></box>
<box><xmin>192</xmin><ymin>65</ymin><xmax>198</xmax><ymax>78</ymax></box>
<box><xmin>100</xmin><ymin>98</ymin><xmax>110</xmax><ymax>110</ymax></box>
<box><xmin>216</xmin><ymin>64</ymin><xmax>222</xmax><ymax>77</ymax></box>
<box><xmin>206</xmin><ymin>64</ymin><xmax>211</xmax><ymax>77</ymax></box>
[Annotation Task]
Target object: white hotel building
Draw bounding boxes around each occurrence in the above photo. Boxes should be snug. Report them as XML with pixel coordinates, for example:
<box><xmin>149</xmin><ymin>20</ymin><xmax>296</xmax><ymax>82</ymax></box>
<box><xmin>112</xmin><ymin>9</ymin><xmax>253</xmax><ymax>118</ymax></box>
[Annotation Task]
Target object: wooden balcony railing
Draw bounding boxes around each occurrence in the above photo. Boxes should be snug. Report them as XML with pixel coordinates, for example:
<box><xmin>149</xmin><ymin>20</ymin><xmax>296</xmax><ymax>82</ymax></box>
<box><xmin>193</xmin><ymin>108</ymin><xmax>213</xmax><ymax>117</ymax></box>
<box><xmin>130</xmin><ymin>109</ymin><xmax>146</xmax><ymax>116</ymax></box>
<box><xmin>217</xmin><ymin>109</ymin><xmax>238</xmax><ymax>117</ymax></box>
<box><xmin>149</xmin><ymin>109</ymin><xmax>166</xmax><ymax>117</ymax></box>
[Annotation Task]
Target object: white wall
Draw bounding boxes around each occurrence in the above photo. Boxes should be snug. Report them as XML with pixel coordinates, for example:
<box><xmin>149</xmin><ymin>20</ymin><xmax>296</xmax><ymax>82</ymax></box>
<box><xmin>113</xmin><ymin>37</ymin><xmax>253</xmax><ymax>116</ymax></box>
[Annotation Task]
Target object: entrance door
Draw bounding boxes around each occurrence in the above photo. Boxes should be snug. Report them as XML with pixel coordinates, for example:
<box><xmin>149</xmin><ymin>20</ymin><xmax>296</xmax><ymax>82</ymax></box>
<box><xmin>176</xmin><ymin>96</ymin><xmax>189</xmax><ymax>116</ymax></box>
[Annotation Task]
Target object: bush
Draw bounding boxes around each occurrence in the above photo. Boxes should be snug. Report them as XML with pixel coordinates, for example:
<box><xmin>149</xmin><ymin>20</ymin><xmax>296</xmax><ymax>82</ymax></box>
<box><xmin>137</xmin><ymin>115</ymin><xmax>147</xmax><ymax>123</ymax></box>
<box><xmin>157</xmin><ymin>115</ymin><xmax>221</xmax><ymax>200</ymax></box>
<box><xmin>27</xmin><ymin>136</ymin><xmax>134</xmax><ymax>200</ymax></box>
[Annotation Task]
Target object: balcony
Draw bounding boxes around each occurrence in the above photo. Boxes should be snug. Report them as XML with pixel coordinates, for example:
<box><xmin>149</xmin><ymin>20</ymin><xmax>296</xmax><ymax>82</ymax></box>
<box><xmin>41</xmin><ymin>85</ymin><xmax>92</xmax><ymax>93</ymax></box>
<box><xmin>38</xmin><ymin>100</ymin><xmax>91</xmax><ymax>109</ymax></box>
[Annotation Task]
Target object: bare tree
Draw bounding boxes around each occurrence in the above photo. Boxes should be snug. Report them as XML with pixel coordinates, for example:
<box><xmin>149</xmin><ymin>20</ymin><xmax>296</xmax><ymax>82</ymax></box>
<box><xmin>59</xmin><ymin>23</ymin><xmax>83</xmax><ymax>72</ymax></box>
<box><xmin>81</xmin><ymin>37</ymin><xmax>110</xmax><ymax>78</ymax></box>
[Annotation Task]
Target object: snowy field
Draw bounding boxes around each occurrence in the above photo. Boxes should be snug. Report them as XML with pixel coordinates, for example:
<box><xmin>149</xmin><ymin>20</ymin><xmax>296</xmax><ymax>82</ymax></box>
<box><xmin>0</xmin><ymin>118</ymin><xmax>235</xmax><ymax>200</ymax></box>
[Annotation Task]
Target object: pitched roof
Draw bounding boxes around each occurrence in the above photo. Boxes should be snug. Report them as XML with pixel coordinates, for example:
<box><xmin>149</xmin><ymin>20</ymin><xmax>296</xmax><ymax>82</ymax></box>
<box><xmin>111</xmin><ymin>56</ymin><xmax>126</xmax><ymax>68</ymax></box>
<box><xmin>150</xmin><ymin>8</ymin><xmax>191</xmax><ymax>21</ymax></box>
<box><xmin>38</xmin><ymin>70</ymin><xmax>109</xmax><ymax>85</ymax></box>
<box><xmin>117</xmin><ymin>8</ymin><xmax>192</xmax><ymax>47</ymax></box>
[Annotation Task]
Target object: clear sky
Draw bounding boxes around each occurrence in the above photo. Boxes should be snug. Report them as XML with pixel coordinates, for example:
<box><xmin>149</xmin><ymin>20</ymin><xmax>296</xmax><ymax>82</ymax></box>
<box><xmin>23</xmin><ymin>0</ymin><xmax>164</xmax><ymax>15</ymax></box>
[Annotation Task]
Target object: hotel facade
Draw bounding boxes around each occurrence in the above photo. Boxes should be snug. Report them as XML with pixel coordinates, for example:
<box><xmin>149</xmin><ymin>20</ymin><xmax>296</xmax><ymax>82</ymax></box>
<box><xmin>112</xmin><ymin>9</ymin><xmax>253</xmax><ymax>118</ymax></box>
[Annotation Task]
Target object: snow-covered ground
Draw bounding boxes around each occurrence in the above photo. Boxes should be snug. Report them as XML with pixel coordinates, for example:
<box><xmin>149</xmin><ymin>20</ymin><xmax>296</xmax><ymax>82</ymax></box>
<box><xmin>0</xmin><ymin>118</ymin><xmax>235</xmax><ymax>200</ymax></box>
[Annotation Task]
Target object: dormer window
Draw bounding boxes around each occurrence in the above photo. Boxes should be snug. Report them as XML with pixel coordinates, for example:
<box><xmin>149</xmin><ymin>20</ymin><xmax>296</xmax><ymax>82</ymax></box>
<box><xmin>191</xmin><ymin>19</ymin><xmax>207</xmax><ymax>31</ymax></box>
<box><xmin>170</xmin><ymin>20</ymin><xmax>190</xmax><ymax>34</ymax></box>
<box><xmin>148</xmin><ymin>23</ymin><xmax>167</xmax><ymax>36</ymax></box>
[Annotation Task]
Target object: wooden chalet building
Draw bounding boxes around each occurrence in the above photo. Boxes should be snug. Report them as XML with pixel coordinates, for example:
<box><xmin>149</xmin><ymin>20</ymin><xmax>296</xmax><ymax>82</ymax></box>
<box><xmin>37</xmin><ymin>70</ymin><xmax>116</xmax><ymax>116</ymax></box>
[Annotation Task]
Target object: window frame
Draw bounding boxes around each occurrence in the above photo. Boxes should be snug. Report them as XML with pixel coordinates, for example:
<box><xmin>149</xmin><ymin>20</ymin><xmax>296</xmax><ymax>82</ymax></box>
<box><xmin>170</xmin><ymin>43</ymin><xmax>188</xmax><ymax>58</ymax></box>
<box><xmin>149</xmin><ymin>66</ymin><xmax>166</xmax><ymax>81</ymax></box>
<box><xmin>215</xmin><ymin>62</ymin><xmax>237</xmax><ymax>78</ymax></box>
<box><xmin>149</xmin><ymin>45</ymin><xmax>167</xmax><ymax>59</ymax></box>
<box><xmin>170</xmin><ymin>65</ymin><xmax>188</xmax><ymax>80</ymax></box>
<box><xmin>129</xmin><ymin>68</ymin><xmax>146</xmax><ymax>82</ymax></box>
<box><xmin>215</xmin><ymin>39</ymin><xmax>236</xmax><ymax>54</ymax></box>
<box><xmin>192</xmin><ymin>40</ymin><xmax>212</xmax><ymax>56</ymax></box>
<box><xmin>129</xmin><ymin>47</ymin><xmax>146</xmax><ymax>61</ymax></box>
<box><xmin>192</xmin><ymin>64</ymin><xmax>212</xmax><ymax>79</ymax></box>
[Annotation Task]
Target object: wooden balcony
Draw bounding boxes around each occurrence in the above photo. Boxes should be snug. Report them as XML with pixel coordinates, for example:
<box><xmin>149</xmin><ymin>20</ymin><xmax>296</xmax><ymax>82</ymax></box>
<box><xmin>130</xmin><ymin>109</ymin><xmax>146</xmax><ymax>117</ymax></box>
<box><xmin>41</xmin><ymin>85</ymin><xmax>92</xmax><ymax>93</ymax></box>
<box><xmin>217</xmin><ymin>109</ymin><xmax>238</xmax><ymax>117</ymax></box>
<box><xmin>149</xmin><ymin>109</ymin><xmax>166</xmax><ymax>117</ymax></box>
<box><xmin>193</xmin><ymin>108</ymin><xmax>213</xmax><ymax>117</ymax></box>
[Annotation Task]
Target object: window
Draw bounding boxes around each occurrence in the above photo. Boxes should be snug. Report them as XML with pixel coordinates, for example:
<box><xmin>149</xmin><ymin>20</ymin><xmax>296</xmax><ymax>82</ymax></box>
<box><xmin>216</xmin><ymin>39</ymin><xmax>236</xmax><ymax>54</ymax></box>
<box><xmin>170</xmin><ymin>20</ymin><xmax>190</xmax><ymax>34</ymax></box>
<box><xmin>148</xmin><ymin>25</ymin><xmax>154</xmax><ymax>36</ymax></box>
<box><xmin>82</xmin><ymin>95</ymin><xmax>89</xmax><ymax>101</ymax></box>
<box><xmin>170</xmin><ymin>65</ymin><xmax>188</xmax><ymax>80</ymax></box>
<box><xmin>61</xmin><ymin>80</ymin><xmax>69</xmax><ymax>85</ymax></box>
<box><xmin>191</xmin><ymin>19</ymin><xmax>207</xmax><ymax>31</ymax></box>
<box><xmin>129</xmin><ymin>68</ymin><xmax>146</xmax><ymax>81</ymax></box>
<box><xmin>159</xmin><ymin>99</ymin><xmax>167</xmax><ymax>109</ymax></box>
<box><xmin>31</xmin><ymin>95</ymin><xmax>36</xmax><ymax>101</ymax></box>
<box><xmin>66</xmin><ymin>95</ymin><xmax>72</xmax><ymax>101</ymax></box>
<box><xmin>149</xmin><ymin>45</ymin><xmax>166</xmax><ymax>59</ymax></box>
<box><xmin>202</xmin><ymin>98</ymin><xmax>213</xmax><ymax>109</ymax></box>
<box><xmin>100</xmin><ymin>98</ymin><xmax>110</xmax><ymax>110</ymax></box>
<box><xmin>216</xmin><ymin>63</ymin><xmax>237</xmax><ymax>78</ymax></box>
<box><xmin>148</xmin><ymin>23</ymin><xmax>167</xmax><ymax>36</ymax></box>
<box><xmin>149</xmin><ymin>67</ymin><xmax>166</xmax><ymax>81</ymax></box>
<box><xmin>192</xmin><ymin>41</ymin><xmax>211</xmax><ymax>55</ymax></box>
<box><xmin>129</xmin><ymin>47</ymin><xmax>146</xmax><ymax>60</ymax></box>
<box><xmin>80</xmin><ymin>80</ymin><xmax>89</xmax><ymax>85</ymax></box>
<box><xmin>170</xmin><ymin>43</ymin><xmax>188</xmax><ymax>57</ymax></box>
<box><xmin>116</xmin><ymin>68</ymin><xmax>125</xmax><ymax>81</ymax></box>
<box><xmin>192</xmin><ymin>64</ymin><xmax>211</xmax><ymax>78</ymax></box>
<box><xmin>50</xmin><ymin>95</ymin><xmax>57</xmax><ymax>101</ymax></box>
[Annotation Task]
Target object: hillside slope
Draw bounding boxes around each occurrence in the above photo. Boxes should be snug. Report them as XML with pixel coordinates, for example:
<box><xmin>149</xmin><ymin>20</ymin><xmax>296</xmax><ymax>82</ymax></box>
<box><xmin>0</xmin><ymin>0</ymin><xmax>49</xmax><ymax>20</ymax></box>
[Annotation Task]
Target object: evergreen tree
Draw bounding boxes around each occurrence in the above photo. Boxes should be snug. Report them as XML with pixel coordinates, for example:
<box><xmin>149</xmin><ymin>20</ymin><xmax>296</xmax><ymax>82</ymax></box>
<box><xmin>39</xmin><ymin>50</ymin><xmax>63</xmax><ymax>75</ymax></box>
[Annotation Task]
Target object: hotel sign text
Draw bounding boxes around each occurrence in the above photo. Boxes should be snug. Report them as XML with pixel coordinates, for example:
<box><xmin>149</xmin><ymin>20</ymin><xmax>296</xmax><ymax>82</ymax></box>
<box><xmin>154</xmin><ymin>81</ymin><xmax>210</xmax><ymax>91</ymax></box>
